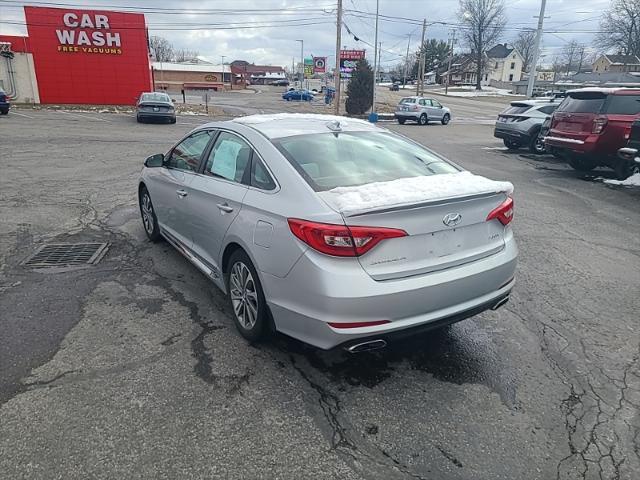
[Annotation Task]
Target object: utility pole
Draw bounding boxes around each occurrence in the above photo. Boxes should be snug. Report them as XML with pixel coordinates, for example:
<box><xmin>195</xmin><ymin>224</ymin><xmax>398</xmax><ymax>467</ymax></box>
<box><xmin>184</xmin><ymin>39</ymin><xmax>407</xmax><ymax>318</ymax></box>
<box><xmin>526</xmin><ymin>0</ymin><xmax>547</xmax><ymax>98</ymax></box>
<box><xmin>403</xmin><ymin>34</ymin><xmax>411</xmax><ymax>87</ymax></box>
<box><xmin>372</xmin><ymin>0</ymin><xmax>379</xmax><ymax>114</ymax></box>
<box><xmin>334</xmin><ymin>0</ymin><xmax>342</xmax><ymax>115</ymax></box>
<box><xmin>221</xmin><ymin>55</ymin><xmax>226</xmax><ymax>88</ymax></box>
<box><xmin>416</xmin><ymin>18</ymin><xmax>426</xmax><ymax>96</ymax></box>
<box><xmin>445</xmin><ymin>30</ymin><xmax>456</xmax><ymax>95</ymax></box>
<box><xmin>296</xmin><ymin>39</ymin><xmax>304</xmax><ymax>88</ymax></box>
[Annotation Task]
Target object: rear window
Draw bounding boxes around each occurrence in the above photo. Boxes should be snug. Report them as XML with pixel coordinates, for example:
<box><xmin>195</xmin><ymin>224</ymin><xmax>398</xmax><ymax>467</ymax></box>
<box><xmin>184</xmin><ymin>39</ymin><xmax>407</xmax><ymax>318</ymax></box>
<box><xmin>141</xmin><ymin>93</ymin><xmax>170</xmax><ymax>102</ymax></box>
<box><xmin>557</xmin><ymin>93</ymin><xmax>606</xmax><ymax>113</ymax></box>
<box><xmin>605</xmin><ymin>95</ymin><xmax>640</xmax><ymax>115</ymax></box>
<box><xmin>272</xmin><ymin>131</ymin><xmax>459</xmax><ymax>191</ymax></box>
<box><xmin>501</xmin><ymin>105</ymin><xmax>531</xmax><ymax>115</ymax></box>
<box><xmin>400</xmin><ymin>98</ymin><xmax>416</xmax><ymax>104</ymax></box>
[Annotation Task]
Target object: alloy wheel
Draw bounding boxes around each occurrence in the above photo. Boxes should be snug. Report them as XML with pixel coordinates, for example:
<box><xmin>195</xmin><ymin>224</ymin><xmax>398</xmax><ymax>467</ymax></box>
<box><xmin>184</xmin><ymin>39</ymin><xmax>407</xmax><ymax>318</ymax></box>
<box><xmin>229</xmin><ymin>261</ymin><xmax>259</xmax><ymax>329</ymax></box>
<box><xmin>141</xmin><ymin>193</ymin><xmax>154</xmax><ymax>235</ymax></box>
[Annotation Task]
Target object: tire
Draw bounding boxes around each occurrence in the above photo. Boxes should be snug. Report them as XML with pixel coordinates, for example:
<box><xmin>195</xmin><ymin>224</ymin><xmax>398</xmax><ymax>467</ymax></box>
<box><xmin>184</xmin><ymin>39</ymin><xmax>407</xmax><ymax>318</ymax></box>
<box><xmin>136</xmin><ymin>115</ymin><xmax>142</xmax><ymax>123</ymax></box>
<box><xmin>528</xmin><ymin>129</ymin><xmax>545</xmax><ymax>154</ymax></box>
<box><xmin>0</xmin><ymin>110</ymin><xmax>8</xmax><ymax>115</ymax></box>
<box><xmin>170</xmin><ymin>117</ymin><xmax>176</xmax><ymax>124</ymax></box>
<box><xmin>139</xmin><ymin>186</ymin><xmax>161</xmax><ymax>242</ymax></box>
<box><xmin>568</xmin><ymin>156</ymin><xmax>597</xmax><ymax>172</ymax></box>
<box><xmin>441</xmin><ymin>113</ymin><xmax>450</xmax><ymax>125</ymax></box>
<box><xmin>503</xmin><ymin>139</ymin><xmax>520</xmax><ymax>150</ymax></box>
<box><xmin>418</xmin><ymin>113</ymin><xmax>428</xmax><ymax>125</ymax></box>
<box><xmin>614</xmin><ymin>157</ymin><xmax>640</xmax><ymax>180</ymax></box>
<box><xmin>226</xmin><ymin>250</ymin><xmax>269</xmax><ymax>343</ymax></box>
<box><xmin>398</xmin><ymin>118</ymin><xmax>406</xmax><ymax>125</ymax></box>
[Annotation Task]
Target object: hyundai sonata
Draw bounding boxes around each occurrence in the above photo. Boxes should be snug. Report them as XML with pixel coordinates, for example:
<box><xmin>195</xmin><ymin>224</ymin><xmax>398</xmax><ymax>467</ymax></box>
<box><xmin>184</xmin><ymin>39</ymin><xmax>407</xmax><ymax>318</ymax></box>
<box><xmin>138</xmin><ymin>114</ymin><xmax>517</xmax><ymax>352</ymax></box>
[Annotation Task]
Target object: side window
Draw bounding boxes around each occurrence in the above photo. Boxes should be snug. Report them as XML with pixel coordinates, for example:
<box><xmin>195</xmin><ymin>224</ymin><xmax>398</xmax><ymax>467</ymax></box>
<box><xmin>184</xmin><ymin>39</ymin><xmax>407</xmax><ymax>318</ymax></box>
<box><xmin>431</xmin><ymin>99</ymin><xmax>442</xmax><ymax>108</ymax></box>
<box><xmin>606</xmin><ymin>95</ymin><xmax>640</xmax><ymax>115</ymax></box>
<box><xmin>167</xmin><ymin>130</ymin><xmax>212</xmax><ymax>172</ymax></box>
<box><xmin>420</xmin><ymin>98</ymin><xmax>432</xmax><ymax>106</ymax></box>
<box><xmin>539</xmin><ymin>105</ymin><xmax>557</xmax><ymax>115</ymax></box>
<box><xmin>251</xmin><ymin>157</ymin><xmax>277</xmax><ymax>190</ymax></box>
<box><xmin>203</xmin><ymin>131</ymin><xmax>252</xmax><ymax>184</ymax></box>
<box><xmin>418</xmin><ymin>99</ymin><xmax>426</xmax><ymax>106</ymax></box>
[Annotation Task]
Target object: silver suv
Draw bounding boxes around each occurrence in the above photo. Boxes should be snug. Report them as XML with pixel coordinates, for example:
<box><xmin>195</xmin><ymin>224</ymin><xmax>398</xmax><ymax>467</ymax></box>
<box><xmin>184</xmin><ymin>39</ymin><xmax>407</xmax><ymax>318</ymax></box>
<box><xmin>395</xmin><ymin>96</ymin><xmax>451</xmax><ymax>125</ymax></box>
<box><xmin>494</xmin><ymin>99</ymin><xmax>560</xmax><ymax>154</ymax></box>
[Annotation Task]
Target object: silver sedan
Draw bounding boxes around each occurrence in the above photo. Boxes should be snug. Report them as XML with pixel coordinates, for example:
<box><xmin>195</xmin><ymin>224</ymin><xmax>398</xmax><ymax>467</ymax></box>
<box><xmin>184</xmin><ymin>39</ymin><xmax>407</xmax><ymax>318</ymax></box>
<box><xmin>138</xmin><ymin>114</ymin><xmax>517</xmax><ymax>352</ymax></box>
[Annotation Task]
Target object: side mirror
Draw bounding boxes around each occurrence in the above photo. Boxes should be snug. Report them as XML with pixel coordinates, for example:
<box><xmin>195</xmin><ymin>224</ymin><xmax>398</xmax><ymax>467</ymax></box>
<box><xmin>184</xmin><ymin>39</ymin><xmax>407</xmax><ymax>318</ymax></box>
<box><xmin>144</xmin><ymin>153</ymin><xmax>164</xmax><ymax>168</ymax></box>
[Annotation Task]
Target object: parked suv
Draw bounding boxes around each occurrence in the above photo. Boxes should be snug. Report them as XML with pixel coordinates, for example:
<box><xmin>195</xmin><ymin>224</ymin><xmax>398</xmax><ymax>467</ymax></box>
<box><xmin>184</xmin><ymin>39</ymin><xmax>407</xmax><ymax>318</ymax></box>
<box><xmin>0</xmin><ymin>88</ymin><xmax>10</xmax><ymax>115</ymax></box>
<box><xmin>616</xmin><ymin>119</ymin><xmax>640</xmax><ymax>179</ymax></box>
<box><xmin>494</xmin><ymin>99</ymin><xmax>560</xmax><ymax>154</ymax></box>
<box><xmin>395</xmin><ymin>96</ymin><xmax>451</xmax><ymax>125</ymax></box>
<box><xmin>544</xmin><ymin>88</ymin><xmax>640</xmax><ymax>172</ymax></box>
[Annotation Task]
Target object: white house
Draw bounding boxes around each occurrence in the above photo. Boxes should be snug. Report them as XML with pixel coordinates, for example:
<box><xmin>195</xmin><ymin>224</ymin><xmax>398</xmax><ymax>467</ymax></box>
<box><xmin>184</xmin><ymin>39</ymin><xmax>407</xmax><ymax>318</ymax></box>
<box><xmin>483</xmin><ymin>43</ymin><xmax>524</xmax><ymax>85</ymax></box>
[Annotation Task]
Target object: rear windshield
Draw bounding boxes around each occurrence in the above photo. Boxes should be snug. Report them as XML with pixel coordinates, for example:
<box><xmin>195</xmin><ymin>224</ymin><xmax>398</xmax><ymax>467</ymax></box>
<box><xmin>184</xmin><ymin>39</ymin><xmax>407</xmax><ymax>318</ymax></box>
<box><xmin>605</xmin><ymin>94</ymin><xmax>640</xmax><ymax>115</ymax></box>
<box><xmin>141</xmin><ymin>93</ymin><xmax>170</xmax><ymax>102</ymax></box>
<box><xmin>557</xmin><ymin>93</ymin><xmax>606</xmax><ymax>113</ymax></box>
<box><xmin>501</xmin><ymin>105</ymin><xmax>531</xmax><ymax>115</ymax></box>
<box><xmin>400</xmin><ymin>98</ymin><xmax>416</xmax><ymax>104</ymax></box>
<box><xmin>272</xmin><ymin>131</ymin><xmax>459</xmax><ymax>191</ymax></box>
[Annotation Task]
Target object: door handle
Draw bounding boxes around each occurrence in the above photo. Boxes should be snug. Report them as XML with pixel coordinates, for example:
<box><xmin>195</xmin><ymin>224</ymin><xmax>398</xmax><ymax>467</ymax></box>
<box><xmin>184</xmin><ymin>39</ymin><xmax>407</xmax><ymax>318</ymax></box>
<box><xmin>217</xmin><ymin>203</ymin><xmax>234</xmax><ymax>213</ymax></box>
<box><xmin>176</xmin><ymin>189</ymin><xmax>188</xmax><ymax>198</ymax></box>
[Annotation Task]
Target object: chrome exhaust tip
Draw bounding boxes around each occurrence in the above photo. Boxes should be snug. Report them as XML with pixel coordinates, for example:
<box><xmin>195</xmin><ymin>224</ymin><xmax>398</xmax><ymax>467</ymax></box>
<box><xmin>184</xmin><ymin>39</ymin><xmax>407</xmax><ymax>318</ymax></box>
<box><xmin>345</xmin><ymin>339</ymin><xmax>387</xmax><ymax>354</ymax></box>
<box><xmin>491</xmin><ymin>296</ymin><xmax>510</xmax><ymax>311</ymax></box>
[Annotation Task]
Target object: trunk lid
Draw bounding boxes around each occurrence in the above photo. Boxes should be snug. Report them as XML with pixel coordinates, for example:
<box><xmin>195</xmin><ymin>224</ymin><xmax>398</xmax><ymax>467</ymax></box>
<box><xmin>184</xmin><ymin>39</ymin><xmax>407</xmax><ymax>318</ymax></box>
<box><xmin>323</xmin><ymin>192</ymin><xmax>509</xmax><ymax>281</ymax></box>
<box><xmin>550</xmin><ymin>91</ymin><xmax>606</xmax><ymax>139</ymax></box>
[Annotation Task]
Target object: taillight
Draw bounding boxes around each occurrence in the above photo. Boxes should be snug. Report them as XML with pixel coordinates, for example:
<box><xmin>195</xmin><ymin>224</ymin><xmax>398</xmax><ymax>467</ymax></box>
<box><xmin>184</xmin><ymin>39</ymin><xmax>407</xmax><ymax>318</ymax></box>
<box><xmin>592</xmin><ymin>116</ymin><xmax>608</xmax><ymax>134</ymax></box>
<box><xmin>486</xmin><ymin>197</ymin><xmax>514</xmax><ymax>226</ymax></box>
<box><xmin>412</xmin><ymin>104</ymin><xmax>419</xmax><ymax>111</ymax></box>
<box><xmin>287</xmin><ymin>219</ymin><xmax>407</xmax><ymax>257</ymax></box>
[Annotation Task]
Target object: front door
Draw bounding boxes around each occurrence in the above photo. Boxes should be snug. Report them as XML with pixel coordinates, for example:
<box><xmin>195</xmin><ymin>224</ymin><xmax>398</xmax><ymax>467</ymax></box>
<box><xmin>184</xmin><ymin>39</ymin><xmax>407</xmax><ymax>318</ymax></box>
<box><xmin>189</xmin><ymin>131</ymin><xmax>253</xmax><ymax>276</ymax></box>
<box><xmin>148</xmin><ymin>129</ymin><xmax>214</xmax><ymax>249</ymax></box>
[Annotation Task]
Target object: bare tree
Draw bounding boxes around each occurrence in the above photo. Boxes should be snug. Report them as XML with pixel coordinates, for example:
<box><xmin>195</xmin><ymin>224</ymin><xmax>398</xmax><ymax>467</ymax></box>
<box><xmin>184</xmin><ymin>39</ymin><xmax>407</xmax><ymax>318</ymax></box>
<box><xmin>597</xmin><ymin>0</ymin><xmax>640</xmax><ymax>57</ymax></box>
<box><xmin>561</xmin><ymin>40</ymin><xmax>586</xmax><ymax>76</ymax></box>
<box><xmin>458</xmin><ymin>0</ymin><xmax>507</xmax><ymax>90</ymax></box>
<box><xmin>173</xmin><ymin>48</ymin><xmax>200</xmax><ymax>63</ymax></box>
<box><xmin>513</xmin><ymin>28</ymin><xmax>536</xmax><ymax>73</ymax></box>
<box><xmin>149</xmin><ymin>35</ymin><xmax>174</xmax><ymax>62</ymax></box>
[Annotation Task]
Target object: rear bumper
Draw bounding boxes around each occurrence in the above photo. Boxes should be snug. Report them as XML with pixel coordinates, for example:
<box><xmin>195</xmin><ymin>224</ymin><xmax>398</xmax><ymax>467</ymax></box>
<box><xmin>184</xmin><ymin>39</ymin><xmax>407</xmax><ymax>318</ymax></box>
<box><xmin>0</xmin><ymin>101</ymin><xmax>10</xmax><ymax>111</ymax></box>
<box><xmin>264</xmin><ymin>232</ymin><xmax>518</xmax><ymax>350</ymax></box>
<box><xmin>395</xmin><ymin>112</ymin><xmax>420</xmax><ymax>120</ymax></box>
<box><xmin>137</xmin><ymin>111</ymin><xmax>175</xmax><ymax>120</ymax></box>
<box><xmin>544</xmin><ymin>134</ymin><xmax>598</xmax><ymax>154</ymax></box>
<box><xmin>494</xmin><ymin>126</ymin><xmax>530</xmax><ymax>144</ymax></box>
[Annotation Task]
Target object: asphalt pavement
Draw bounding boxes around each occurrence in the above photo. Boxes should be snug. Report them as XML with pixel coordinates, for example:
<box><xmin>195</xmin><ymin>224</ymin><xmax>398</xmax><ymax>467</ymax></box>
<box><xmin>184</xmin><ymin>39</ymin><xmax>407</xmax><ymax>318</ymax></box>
<box><xmin>1</xmin><ymin>97</ymin><xmax>639</xmax><ymax>480</ymax></box>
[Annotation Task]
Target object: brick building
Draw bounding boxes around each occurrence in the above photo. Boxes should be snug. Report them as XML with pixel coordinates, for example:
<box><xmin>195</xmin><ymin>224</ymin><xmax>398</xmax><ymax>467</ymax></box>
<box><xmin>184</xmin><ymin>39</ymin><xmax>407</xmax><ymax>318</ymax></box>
<box><xmin>152</xmin><ymin>62</ymin><xmax>232</xmax><ymax>92</ymax></box>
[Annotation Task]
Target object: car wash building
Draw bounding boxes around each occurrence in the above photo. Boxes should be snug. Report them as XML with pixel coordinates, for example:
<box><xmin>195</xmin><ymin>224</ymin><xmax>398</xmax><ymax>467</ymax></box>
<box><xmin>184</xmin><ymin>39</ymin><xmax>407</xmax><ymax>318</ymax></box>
<box><xmin>0</xmin><ymin>6</ymin><xmax>152</xmax><ymax>105</ymax></box>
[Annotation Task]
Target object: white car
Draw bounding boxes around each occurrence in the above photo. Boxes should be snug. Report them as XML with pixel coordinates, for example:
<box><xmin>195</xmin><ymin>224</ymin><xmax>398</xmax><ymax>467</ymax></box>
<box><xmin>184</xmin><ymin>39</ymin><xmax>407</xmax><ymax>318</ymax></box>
<box><xmin>395</xmin><ymin>96</ymin><xmax>451</xmax><ymax>125</ymax></box>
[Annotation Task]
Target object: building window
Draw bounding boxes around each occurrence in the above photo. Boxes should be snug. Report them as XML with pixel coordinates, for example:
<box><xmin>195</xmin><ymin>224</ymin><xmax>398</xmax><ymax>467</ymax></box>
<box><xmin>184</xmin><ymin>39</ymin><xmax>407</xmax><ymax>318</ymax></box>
<box><xmin>495</xmin><ymin>62</ymin><xmax>499</xmax><ymax>69</ymax></box>
<box><xmin>510</xmin><ymin>62</ymin><xmax>515</xmax><ymax>69</ymax></box>
<box><xmin>509</xmin><ymin>74</ymin><xmax>514</xmax><ymax>81</ymax></box>
<box><xmin>484</xmin><ymin>74</ymin><xmax>488</xmax><ymax>81</ymax></box>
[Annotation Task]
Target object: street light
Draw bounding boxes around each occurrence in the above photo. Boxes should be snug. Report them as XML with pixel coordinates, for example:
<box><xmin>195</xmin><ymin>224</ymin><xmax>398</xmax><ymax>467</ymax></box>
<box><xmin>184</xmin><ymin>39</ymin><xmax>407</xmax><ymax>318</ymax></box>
<box><xmin>296</xmin><ymin>39</ymin><xmax>303</xmax><ymax>87</ymax></box>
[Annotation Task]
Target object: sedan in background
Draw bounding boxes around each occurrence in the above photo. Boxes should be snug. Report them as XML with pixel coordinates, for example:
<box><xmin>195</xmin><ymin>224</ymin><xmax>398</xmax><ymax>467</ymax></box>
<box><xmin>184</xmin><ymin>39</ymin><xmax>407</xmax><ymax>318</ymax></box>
<box><xmin>395</xmin><ymin>96</ymin><xmax>451</xmax><ymax>125</ymax></box>
<box><xmin>282</xmin><ymin>89</ymin><xmax>314</xmax><ymax>101</ymax></box>
<box><xmin>0</xmin><ymin>88</ymin><xmax>10</xmax><ymax>115</ymax></box>
<box><xmin>270</xmin><ymin>79</ymin><xmax>290</xmax><ymax>86</ymax></box>
<box><xmin>136</xmin><ymin>92</ymin><xmax>176</xmax><ymax>124</ymax></box>
<box><xmin>138</xmin><ymin>114</ymin><xmax>517</xmax><ymax>352</ymax></box>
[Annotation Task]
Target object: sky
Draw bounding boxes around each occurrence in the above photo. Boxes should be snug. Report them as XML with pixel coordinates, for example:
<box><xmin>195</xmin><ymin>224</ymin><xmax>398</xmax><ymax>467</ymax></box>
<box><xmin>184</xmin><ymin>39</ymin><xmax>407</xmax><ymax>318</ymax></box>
<box><xmin>0</xmin><ymin>0</ymin><xmax>614</xmax><ymax>69</ymax></box>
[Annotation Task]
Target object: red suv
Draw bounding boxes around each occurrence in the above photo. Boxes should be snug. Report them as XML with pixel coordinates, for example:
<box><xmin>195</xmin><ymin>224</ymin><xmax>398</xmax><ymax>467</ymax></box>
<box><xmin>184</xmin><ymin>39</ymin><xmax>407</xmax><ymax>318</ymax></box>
<box><xmin>544</xmin><ymin>88</ymin><xmax>640</xmax><ymax>176</ymax></box>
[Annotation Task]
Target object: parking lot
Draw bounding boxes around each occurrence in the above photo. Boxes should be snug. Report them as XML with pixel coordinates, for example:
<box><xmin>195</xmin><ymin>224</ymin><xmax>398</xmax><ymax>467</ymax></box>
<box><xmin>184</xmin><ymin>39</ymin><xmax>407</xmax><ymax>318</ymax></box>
<box><xmin>1</xmin><ymin>98</ymin><xmax>639</xmax><ymax>479</ymax></box>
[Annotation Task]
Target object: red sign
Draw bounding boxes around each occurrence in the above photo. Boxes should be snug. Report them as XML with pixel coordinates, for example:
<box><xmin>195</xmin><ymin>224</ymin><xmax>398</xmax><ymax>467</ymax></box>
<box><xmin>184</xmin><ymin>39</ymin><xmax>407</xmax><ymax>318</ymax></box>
<box><xmin>340</xmin><ymin>50</ymin><xmax>365</xmax><ymax>60</ymax></box>
<box><xmin>25</xmin><ymin>6</ymin><xmax>152</xmax><ymax>105</ymax></box>
<box><xmin>313</xmin><ymin>57</ymin><xmax>326</xmax><ymax>73</ymax></box>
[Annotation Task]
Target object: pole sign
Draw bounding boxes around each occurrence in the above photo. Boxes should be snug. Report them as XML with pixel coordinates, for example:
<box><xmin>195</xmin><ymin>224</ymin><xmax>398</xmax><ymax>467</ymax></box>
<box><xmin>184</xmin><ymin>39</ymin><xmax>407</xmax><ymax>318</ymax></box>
<box><xmin>303</xmin><ymin>57</ymin><xmax>313</xmax><ymax>78</ymax></box>
<box><xmin>339</xmin><ymin>49</ymin><xmax>365</xmax><ymax>77</ymax></box>
<box><xmin>313</xmin><ymin>56</ymin><xmax>326</xmax><ymax>73</ymax></box>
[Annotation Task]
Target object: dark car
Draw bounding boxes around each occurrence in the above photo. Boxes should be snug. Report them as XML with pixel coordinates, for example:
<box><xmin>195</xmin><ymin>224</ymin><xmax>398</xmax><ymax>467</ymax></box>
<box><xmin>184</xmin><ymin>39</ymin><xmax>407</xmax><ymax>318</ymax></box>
<box><xmin>282</xmin><ymin>89</ymin><xmax>314</xmax><ymax>101</ymax></box>
<box><xmin>0</xmin><ymin>88</ymin><xmax>10</xmax><ymax>115</ymax></box>
<box><xmin>389</xmin><ymin>83</ymin><xmax>400</xmax><ymax>91</ymax></box>
<box><xmin>136</xmin><ymin>92</ymin><xmax>176</xmax><ymax>124</ymax></box>
<box><xmin>616</xmin><ymin>119</ymin><xmax>640</xmax><ymax>179</ymax></box>
<box><xmin>270</xmin><ymin>79</ymin><xmax>290</xmax><ymax>86</ymax></box>
<box><xmin>545</xmin><ymin>88</ymin><xmax>640</xmax><ymax>172</ymax></box>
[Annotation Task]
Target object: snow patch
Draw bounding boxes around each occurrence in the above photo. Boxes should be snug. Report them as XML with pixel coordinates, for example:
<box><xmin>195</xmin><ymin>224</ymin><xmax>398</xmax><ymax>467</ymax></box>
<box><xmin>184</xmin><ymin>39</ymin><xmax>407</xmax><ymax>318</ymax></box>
<box><xmin>432</xmin><ymin>86</ymin><xmax>523</xmax><ymax>98</ymax></box>
<box><xmin>603</xmin><ymin>173</ymin><xmax>640</xmax><ymax>187</ymax></box>
<box><xmin>324</xmin><ymin>172</ymin><xmax>514</xmax><ymax>215</ymax></box>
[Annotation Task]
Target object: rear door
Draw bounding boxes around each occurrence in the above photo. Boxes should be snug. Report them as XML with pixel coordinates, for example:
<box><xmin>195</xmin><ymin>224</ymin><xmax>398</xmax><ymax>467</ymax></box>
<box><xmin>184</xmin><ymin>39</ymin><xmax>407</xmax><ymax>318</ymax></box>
<box><xmin>430</xmin><ymin>98</ymin><xmax>445</xmax><ymax>120</ymax></box>
<box><xmin>600</xmin><ymin>93</ymin><xmax>640</xmax><ymax>153</ymax></box>
<box><xmin>550</xmin><ymin>91</ymin><xmax>606</xmax><ymax>141</ymax></box>
<box><xmin>189</xmin><ymin>130</ymin><xmax>252</xmax><ymax>274</ymax></box>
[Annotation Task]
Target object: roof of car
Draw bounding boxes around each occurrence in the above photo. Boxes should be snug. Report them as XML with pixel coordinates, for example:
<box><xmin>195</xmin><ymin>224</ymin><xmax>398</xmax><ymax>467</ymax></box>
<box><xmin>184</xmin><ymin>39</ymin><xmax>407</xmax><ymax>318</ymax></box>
<box><xmin>230</xmin><ymin>113</ymin><xmax>380</xmax><ymax>139</ymax></box>
<box><xmin>511</xmin><ymin>99</ymin><xmax>560</xmax><ymax>106</ymax></box>
<box><xmin>566</xmin><ymin>87</ymin><xmax>640</xmax><ymax>95</ymax></box>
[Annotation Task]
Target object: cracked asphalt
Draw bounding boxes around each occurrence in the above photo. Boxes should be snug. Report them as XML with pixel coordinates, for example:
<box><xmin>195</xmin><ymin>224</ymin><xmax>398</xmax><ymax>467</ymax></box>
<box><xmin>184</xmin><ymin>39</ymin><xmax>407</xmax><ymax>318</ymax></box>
<box><xmin>1</xmin><ymin>98</ymin><xmax>639</xmax><ymax>480</ymax></box>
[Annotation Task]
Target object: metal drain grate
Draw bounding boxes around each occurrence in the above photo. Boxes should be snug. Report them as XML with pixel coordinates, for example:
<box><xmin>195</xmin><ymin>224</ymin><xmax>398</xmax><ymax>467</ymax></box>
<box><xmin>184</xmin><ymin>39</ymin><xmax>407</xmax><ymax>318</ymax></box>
<box><xmin>24</xmin><ymin>243</ymin><xmax>109</xmax><ymax>268</ymax></box>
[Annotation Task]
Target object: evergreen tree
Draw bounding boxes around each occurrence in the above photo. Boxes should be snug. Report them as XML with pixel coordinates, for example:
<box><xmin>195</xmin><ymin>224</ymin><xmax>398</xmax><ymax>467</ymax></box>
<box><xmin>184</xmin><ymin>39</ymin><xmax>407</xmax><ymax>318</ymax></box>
<box><xmin>345</xmin><ymin>59</ymin><xmax>373</xmax><ymax>115</ymax></box>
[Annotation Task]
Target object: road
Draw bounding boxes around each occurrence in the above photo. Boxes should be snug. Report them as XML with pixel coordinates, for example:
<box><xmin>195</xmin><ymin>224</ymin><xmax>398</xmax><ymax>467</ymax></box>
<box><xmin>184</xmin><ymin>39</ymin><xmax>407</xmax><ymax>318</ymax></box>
<box><xmin>1</xmin><ymin>98</ymin><xmax>639</xmax><ymax>480</ymax></box>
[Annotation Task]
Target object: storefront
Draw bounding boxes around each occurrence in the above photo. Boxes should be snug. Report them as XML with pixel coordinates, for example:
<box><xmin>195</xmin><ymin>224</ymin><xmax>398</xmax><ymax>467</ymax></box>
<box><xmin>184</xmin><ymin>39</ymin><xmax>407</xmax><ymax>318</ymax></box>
<box><xmin>0</xmin><ymin>6</ymin><xmax>152</xmax><ymax>105</ymax></box>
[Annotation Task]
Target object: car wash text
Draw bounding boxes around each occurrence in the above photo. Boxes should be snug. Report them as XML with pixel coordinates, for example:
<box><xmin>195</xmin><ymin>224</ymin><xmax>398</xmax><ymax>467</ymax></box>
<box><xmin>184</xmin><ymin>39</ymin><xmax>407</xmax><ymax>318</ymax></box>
<box><xmin>56</xmin><ymin>13</ymin><xmax>122</xmax><ymax>54</ymax></box>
